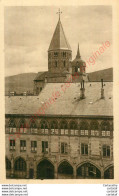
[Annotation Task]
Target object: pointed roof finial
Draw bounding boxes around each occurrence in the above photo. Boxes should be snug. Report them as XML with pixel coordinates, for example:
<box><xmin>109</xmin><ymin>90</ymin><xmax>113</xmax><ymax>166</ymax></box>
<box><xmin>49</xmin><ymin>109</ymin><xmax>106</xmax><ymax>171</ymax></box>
<box><xmin>56</xmin><ymin>8</ymin><xmax>62</xmax><ymax>20</ymax></box>
<box><xmin>76</xmin><ymin>43</ymin><xmax>81</xmax><ymax>58</ymax></box>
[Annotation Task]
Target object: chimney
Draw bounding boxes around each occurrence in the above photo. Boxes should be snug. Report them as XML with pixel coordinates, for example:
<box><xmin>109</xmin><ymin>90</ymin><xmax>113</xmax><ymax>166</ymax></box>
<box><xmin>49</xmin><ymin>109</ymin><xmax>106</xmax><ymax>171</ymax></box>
<box><xmin>80</xmin><ymin>80</ymin><xmax>85</xmax><ymax>99</ymax></box>
<box><xmin>101</xmin><ymin>79</ymin><xmax>104</xmax><ymax>99</ymax></box>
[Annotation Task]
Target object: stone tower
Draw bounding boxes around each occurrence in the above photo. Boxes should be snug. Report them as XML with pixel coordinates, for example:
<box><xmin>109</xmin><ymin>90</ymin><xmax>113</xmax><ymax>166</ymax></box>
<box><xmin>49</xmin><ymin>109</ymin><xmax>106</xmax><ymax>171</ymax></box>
<box><xmin>48</xmin><ymin>17</ymin><xmax>72</xmax><ymax>73</ymax></box>
<box><xmin>72</xmin><ymin>44</ymin><xmax>88</xmax><ymax>82</ymax></box>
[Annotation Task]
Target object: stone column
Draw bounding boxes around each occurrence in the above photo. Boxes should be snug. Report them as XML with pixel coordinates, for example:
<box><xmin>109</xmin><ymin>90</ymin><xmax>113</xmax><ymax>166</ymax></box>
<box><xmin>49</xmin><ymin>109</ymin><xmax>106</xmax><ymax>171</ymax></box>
<box><xmin>26</xmin><ymin>160</ymin><xmax>29</xmax><ymax>179</ymax></box>
<box><xmin>10</xmin><ymin>155</ymin><xmax>14</xmax><ymax>178</ymax></box>
<box><xmin>34</xmin><ymin>161</ymin><xmax>37</xmax><ymax>179</ymax></box>
<box><xmin>73</xmin><ymin>166</ymin><xmax>77</xmax><ymax>179</ymax></box>
<box><xmin>101</xmin><ymin>168</ymin><xmax>104</xmax><ymax>179</ymax></box>
<box><xmin>54</xmin><ymin>163</ymin><xmax>58</xmax><ymax>179</ymax></box>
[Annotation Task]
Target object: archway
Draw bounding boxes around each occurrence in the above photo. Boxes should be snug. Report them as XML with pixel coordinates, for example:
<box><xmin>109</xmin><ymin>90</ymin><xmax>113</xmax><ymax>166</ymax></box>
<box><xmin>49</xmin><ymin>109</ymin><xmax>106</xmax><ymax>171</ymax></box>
<box><xmin>77</xmin><ymin>162</ymin><xmax>101</xmax><ymax>179</ymax></box>
<box><xmin>37</xmin><ymin>159</ymin><xmax>54</xmax><ymax>179</ymax></box>
<box><xmin>14</xmin><ymin>157</ymin><xmax>27</xmax><ymax>179</ymax></box>
<box><xmin>58</xmin><ymin>161</ymin><xmax>73</xmax><ymax>179</ymax></box>
<box><xmin>104</xmin><ymin>166</ymin><xmax>114</xmax><ymax>179</ymax></box>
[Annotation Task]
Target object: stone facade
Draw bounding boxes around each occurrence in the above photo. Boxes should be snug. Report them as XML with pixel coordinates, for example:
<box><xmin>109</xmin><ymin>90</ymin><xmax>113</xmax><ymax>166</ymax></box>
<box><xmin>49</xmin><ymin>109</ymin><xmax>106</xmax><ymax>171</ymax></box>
<box><xmin>5</xmin><ymin>116</ymin><xmax>113</xmax><ymax>179</ymax></box>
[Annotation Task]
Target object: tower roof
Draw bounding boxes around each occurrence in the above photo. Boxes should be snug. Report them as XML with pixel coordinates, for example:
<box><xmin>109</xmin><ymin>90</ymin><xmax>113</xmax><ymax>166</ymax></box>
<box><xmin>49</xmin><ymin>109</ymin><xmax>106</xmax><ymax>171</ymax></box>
<box><xmin>48</xmin><ymin>19</ymin><xmax>71</xmax><ymax>51</ymax></box>
<box><xmin>76</xmin><ymin>43</ymin><xmax>81</xmax><ymax>58</ymax></box>
<box><xmin>72</xmin><ymin>44</ymin><xmax>86</xmax><ymax>67</ymax></box>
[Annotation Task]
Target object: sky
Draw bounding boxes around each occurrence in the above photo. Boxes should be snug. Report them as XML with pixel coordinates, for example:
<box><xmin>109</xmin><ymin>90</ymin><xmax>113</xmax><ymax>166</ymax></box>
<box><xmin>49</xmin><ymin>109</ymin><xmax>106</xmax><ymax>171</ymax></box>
<box><xmin>4</xmin><ymin>6</ymin><xmax>112</xmax><ymax>76</ymax></box>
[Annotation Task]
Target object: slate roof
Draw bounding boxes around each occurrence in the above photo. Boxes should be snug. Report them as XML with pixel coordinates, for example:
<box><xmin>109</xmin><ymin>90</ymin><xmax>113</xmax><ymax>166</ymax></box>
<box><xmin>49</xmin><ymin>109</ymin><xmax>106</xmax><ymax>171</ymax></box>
<box><xmin>5</xmin><ymin>82</ymin><xmax>113</xmax><ymax>117</ymax></box>
<box><xmin>48</xmin><ymin>19</ymin><xmax>71</xmax><ymax>51</ymax></box>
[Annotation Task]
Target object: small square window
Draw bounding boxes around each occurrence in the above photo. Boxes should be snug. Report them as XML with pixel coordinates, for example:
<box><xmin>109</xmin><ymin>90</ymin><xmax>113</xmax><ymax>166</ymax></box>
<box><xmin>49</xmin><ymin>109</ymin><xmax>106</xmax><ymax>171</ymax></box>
<box><xmin>61</xmin><ymin>129</ymin><xmax>64</xmax><ymax>135</ymax></box>
<box><xmin>75</xmin><ymin>130</ymin><xmax>78</xmax><ymax>135</ymax></box>
<box><xmin>106</xmin><ymin>131</ymin><xmax>110</xmax><ymax>136</ymax></box>
<box><xmin>71</xmin><ymin>130</ymin><xmax>74</xmax><ymax>135</ymax></box>
<box><xmin>102</xmin><ymin>131</ymin><xmax>106</xmax><ymax>136</ymax></box>
<box><xmin>81</xmin><ymin>130</ymin><xmax>84</xmax><ymax>135</ymax></box>
<box><xmin>85</xmin><ymin>130</ymin><xmax>88</xmax><ymax>135</ymax></box>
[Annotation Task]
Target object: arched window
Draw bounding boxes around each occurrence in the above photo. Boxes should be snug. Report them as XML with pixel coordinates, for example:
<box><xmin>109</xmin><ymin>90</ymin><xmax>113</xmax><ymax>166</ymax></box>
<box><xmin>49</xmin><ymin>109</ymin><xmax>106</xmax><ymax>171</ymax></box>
<box><xmin>63</xmin><ymin>52</ymin><xmax>66</xmax><ymax>57</ymax></box>
<box><xmin>90</xmin><ymin>121</ymin><xmax>99</xmax><ymax>136</ymax></box>
<box><xmin>40</xmin><ymin>120</ymin><xmax>48</xmax><ymax>134</ymax></box>
<box><xmin>50</xmin><ymin>121</ymin><xmax>58</xmax><ymax>134</ymax></box>
<box><xmin>19</xmin><ymin>119</ymin><xmax>27</xmax><ymax>133</ymax></box>
<box><xmin>14</xmin><ymin>158</ymin><xmax>26</xmax><ymax>171</ymax></box>
<box><xmin>54</xmin><ymin>52</ymin><xmax>58</xmax><ymax>57</ymax></box>
<box><xmin>30</xmin><ymin>120</ymin><xmax>37</xmax><ymax>133</ymax></box>
<box><xmin>101</xmin><ymin>121</ymin><xmax>110</xmax><ymax>137</ymax></box>
<box><xmin>6</xmin><ymin>158</ymin><xmax>11</xmax><ymax>170</ymax></box>
<box><xmin>69</xmin><ymin>121</ymin><xmax>78</xmax><ymax>135</ymax></box>
<box><xmin>64</xmin><ymin>61</ymin><xmax>66</xmax><ymax>67</ymax></box>
<box><xmin>80</xmin><ymin>121</ymin><xmax>89</xmax><ymax>136</ymax></box>
<box><xmin>9</xmin><ymin>119</ymin><xmax>16</xmax><ymax>133</ymax></box>
<box><xmin>60</xmin><ymin>120</ymin><xmax>68</xmax><ymax>135</ymax></box>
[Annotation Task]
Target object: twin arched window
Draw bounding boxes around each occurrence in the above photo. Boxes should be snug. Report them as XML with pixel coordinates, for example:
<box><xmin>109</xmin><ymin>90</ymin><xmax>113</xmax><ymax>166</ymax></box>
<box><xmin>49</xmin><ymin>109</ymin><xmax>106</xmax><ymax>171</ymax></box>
<box><xmin>80</xmin><ymin>121</ymin><xmax>89</xmax><ymax>135</ymax></box>
<box><xmin>40</xmin><ymin>120</ymin><xmax>48</xmax><ymax>134</ymax></box>
<box><xmin>60</xmin><ymin>120</ymin><xmax>68</xmax><ymax>130</ymax></box>
<box><xmin>19</xmin><ymin>119</ymin><xmax>27</xmax><ymax>133</ymax></box>
<box><xmin>30</xmin><ymin>120</ymin><xmax>37</xmax><ymax>133</ymax></box>
<box><xmin>70</xmin><ymin>121</ymin><xmax>78</xmax><ymax>135</ymax></box>
<box><xmin>9</xmin><ymin>119</ymin><xmax>16</xmax><ymax>133</ymax></box>
<box><xmin>101</xmin><ymin>121</ymin><xmax>110</xmax><ymax>136</ymax></box>
<box><xmin>101</xmin><ymin>121</ymin><xmax>110</xmax><ymax>131</ymax></box>
<box><xmin>50</xmin><ymin>121</ymin><xmax>58</xmax><ymax>134</ymax></box>
<box><xmin>90</xmin><ymin>121</ymin><xmax>99</xmax><ymax>136</ymax></box>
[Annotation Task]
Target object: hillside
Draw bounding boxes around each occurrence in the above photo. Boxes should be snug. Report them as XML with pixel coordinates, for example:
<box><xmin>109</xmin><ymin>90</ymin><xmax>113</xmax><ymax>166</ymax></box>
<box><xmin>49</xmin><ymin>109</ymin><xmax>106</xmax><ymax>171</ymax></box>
<box><xmin>5</xmin><ymin>73</ymin><xmax>37</xmax><ymax>95</ymax></box>
<box><xmin>5</xmin><ymin>68</ymin><xmax>113</xmax><ymax>95</ymax></box>
<box><xmin>88</xmin><ymin>68</ymin><xmax>113</xmax><ymax>82</ymax></box>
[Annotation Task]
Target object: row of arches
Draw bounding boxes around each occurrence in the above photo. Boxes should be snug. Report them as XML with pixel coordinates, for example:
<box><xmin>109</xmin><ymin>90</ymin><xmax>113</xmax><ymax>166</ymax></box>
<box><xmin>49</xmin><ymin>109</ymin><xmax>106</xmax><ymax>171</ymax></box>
<box><xmin>8</xmin><ymin>119</ymin><xmax>112</xmax><ymax>131</ymax></box>
<box><xmin>6</xmin><ymin>158</ymin><xmax>114</xmax><ymax>179</ymax></box>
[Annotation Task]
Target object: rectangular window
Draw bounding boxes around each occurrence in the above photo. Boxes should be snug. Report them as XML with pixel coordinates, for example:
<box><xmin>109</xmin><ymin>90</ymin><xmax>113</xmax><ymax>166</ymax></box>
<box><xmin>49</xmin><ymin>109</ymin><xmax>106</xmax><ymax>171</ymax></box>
<box><xmin>20</xmin><ymin>140</ymin><xmax>26</xmax><ymax>151</ymax></box>
<box><xmin>81</xmin><ymin>144</ymin><xmax>88</xmax><ymax>155</ymax></box>
<box><xmin>80</xmin><ymin>130</ymin><xmax>84</xmax><ymax>135</ymax></box>
<box><xmin>31</xmin><ymin>141</ymin><xmax>37</xmax><ymax>152</ymax></box>
<box><xmin>80</xmin><ymin>130</ymin><xmax>88</xmax><ymax>136</ymax></box>
<box><xmin>91</xmin><ymin>130</ymin><xmax>99</xmax><ymax>136</ymax></box>
<box><xmin>61</xmin><ymin>129</ymin><xmax>68</xmax><ymax>135</ymax></box>
<box><xmin>106</xmin><ymin>131</ymin><xmax>110</xmax><ymax>136</ymax></box>
<box><xmin>31</xmin><ymin>128</ymin><xmax>37</xmax><ymax>134</ymax></box>
<box><xmin>103</xmin><ymin>145</ymin><xmax>110</xmax><ymax>157</ymax></box>
<box><xmin>61</xmin><ymin>143</ymin><xmax>68</xmax><ymax>154</ymax></box>
<box><xmin>102</xmin><ymin>131</ymin><xmax>106</xmax><ymax>136</ymax></box>
<box><xmin>51</xmin><ymin>129</ymin><xmax>58</xmax><ymax>134</ymax></box>
<box><xmin>85</xmin><ymin>130</ymin><xmax>88</xmax><ymax>135</ymax></box>
<box><xmin>70</xmin><ymin>130</ymin><xmax>78</xmax><ymax>135</ymax></box>
<box><xmin>70</xmin><ymin>130</ymin><xmax>74</xmax><ymax>135</ymax></box>
<box><xmin>20</xmin><ymin>127</ymin><xmax>27</xmax><ymax>133</ymax></box>
<box><xmin>42</xmin><ymin>141</ymin><xmax>48</xmax><ymax>153</ymax></box>
<box><xmin>10</xmin><ymin>140</ymin><xmax>15</xmax><ymax>150</ymax></box>
<box><xmin>102</xmin><ymin>131</ymin><xmax>110</xmax><ymax>137</ymax></box>
<box><xmin>10</xmin><ymin>128</ymin><xmax>16</xmax><ymax>133</ymax></box>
